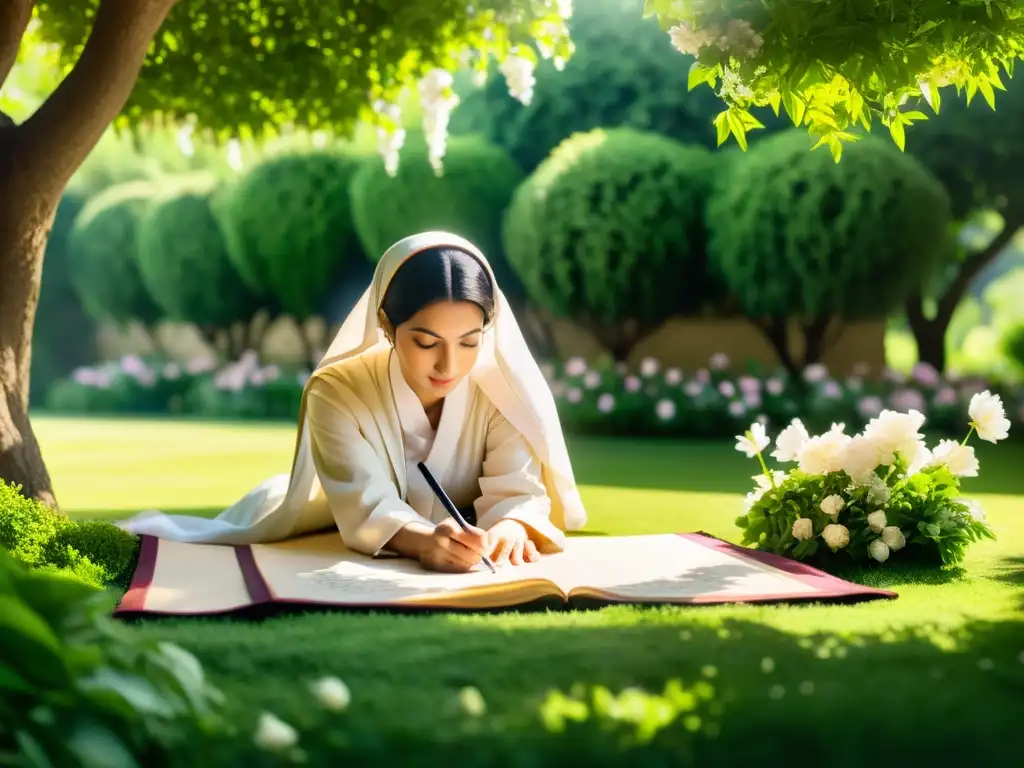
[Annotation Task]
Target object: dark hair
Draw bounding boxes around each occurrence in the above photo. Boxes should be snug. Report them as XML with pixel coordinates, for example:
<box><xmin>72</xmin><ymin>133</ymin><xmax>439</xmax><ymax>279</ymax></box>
<box><xmin>380</xmin><ymin>247</ymin><xmax>495</xmax><ymax>328</ymax></box>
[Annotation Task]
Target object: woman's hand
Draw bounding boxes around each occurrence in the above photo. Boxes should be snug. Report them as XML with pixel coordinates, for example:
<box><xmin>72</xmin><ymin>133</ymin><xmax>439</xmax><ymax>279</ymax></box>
<box><xmin>416</xmin><ymin>518</ymin><xmax>490</xmax><ymax>573</ymax></box>
<box><xmin>486</xmin><ymin>519</ymin><xmax>540</xmax><ymax>566</ymax></box>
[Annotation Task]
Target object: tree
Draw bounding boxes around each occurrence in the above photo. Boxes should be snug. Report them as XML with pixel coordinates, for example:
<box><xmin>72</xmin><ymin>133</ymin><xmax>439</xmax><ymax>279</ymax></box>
<box><xmin>0</xmin><ymin>0</ymin><xmax>574</xmax><ymax>506</ymax></box>
<box><xmin>503</xmin><ymin>128</ymin><xmax>717</xmax><ymax>361</ymax></box>
<box><xmin>706</xmin><ymin>129</ymin><xmax>951</xmax><ymax>374</ymax></box>
<box><xmin>902</xmin><ymin>76</ymin><xmax>1024</xmax><ymax>371</ymax></box>
<box><xmin>645</xmin><ymin>0</ymin><xmax>1024</xmax><ymax>159</ymax></box>
<box><xmin>449</xmin><ymin>0</ymin><xmax>787</xmax><ymax>174</ymax></box>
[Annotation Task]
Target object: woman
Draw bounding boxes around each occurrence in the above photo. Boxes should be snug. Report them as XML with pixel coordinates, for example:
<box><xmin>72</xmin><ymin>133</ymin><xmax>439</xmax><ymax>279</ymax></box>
<box><xmin>120</xmin><ymin>231</ymin><xmax>587</xmax><ymax>573</ymax></box>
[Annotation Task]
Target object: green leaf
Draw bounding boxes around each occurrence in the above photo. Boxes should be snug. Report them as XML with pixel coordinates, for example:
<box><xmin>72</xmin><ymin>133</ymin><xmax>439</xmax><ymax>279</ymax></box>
<box><xmin>978</xmin><ymin>78</ymin><xmax>996</xmax><ymax>109</ymax></box>
<box><xmin>888</xmin><ymin>117</ymin><xmax>906</xmax><ymax>150</ymax></box>
<box><xmin>687</xmin><ymin>61</ymin><xmax>718</xmax><ymax>91</ymax></box>
<box><xmin>14</xmin><ymin>729</ymin><xmax>54</xmax><ymax>768</ymax></box>
<box><xmin>713</xmin><ymin>110</ymin><xmax>731</xmax><ymax>147</ymax></box>
<box><xmin>782</xmin><ymin>91</ymin><xmax>806</xmax><ymax>126</ymax></box>
<box><xmin>0</xmin><ymin>662</ymin><xmax>34</xmax><ymax>695</ymax></box>
<box><xmin>0</xmin><ymin>596</ymin><xmax>70</xmax><ymax>689</ymax></box>
<box><xmin>919</xmin><ymin>80</ymin><xmax>941</xmax><ymax>113</ymax></box>
<box><xmin>76</xmin><ymin>667</ymin><xmax>182</xmax><ymax>719</ymax></box>
<box><xmin>768</xmin><ymin>91</ymin><xmax>781</xmax><ymax>115</ymax></box>
<box><xmin>66</xmin><ymin>724</ymin><xmax>141</xmax><ymax>768</ymax></box>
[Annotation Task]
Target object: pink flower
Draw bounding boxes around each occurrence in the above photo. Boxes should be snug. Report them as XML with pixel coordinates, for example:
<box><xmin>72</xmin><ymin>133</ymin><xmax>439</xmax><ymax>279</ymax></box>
<box><xmin>822</xmin><ymin>380</ymin><xmax>842</xmax><ymax>399</ymax></box>
<box><xmin>935</xmin><ymin>386</ymin><xmax>957</xmax><ymax>406</ymax></box>
<box><xmin>186</xmin><ymin>355</ymin><xmax>217</xmax><ymax>374</ymax></box>
<box><xmin>263</xmin><ymin>364</ymin><xmax>281</xmax><ymax>381</ymax></box>
<box><xmin>583</xmin><ymin>371</ymin><xmax>601</xmax><ymax>389</ymax></box>
<box><xmin>738</xmin><ymin>376</ymin><xmax>760</xmax><ymax>395</ymax></box>
<box><xmin>72</xmin><ymin>367</ymin><xmax>100</xmax><ymax>386</ymax></box>
<box><xmin>664</xmin><ymin>367</ymin><xmax>683</xmax><ymax>385</ymax></box>
<box><xmin>728</xmin><ymin>400</ymin><xmax>746</xmax><ymax>417</ymax></box>
<box><xmin>640</xmin><ymin>357</ymin><xmax>660</xmax><ymax>377</ymax></box>
<box><xmin>564</xmin><ymin>357</ymin><xmax>587</xmax><ymax>377</ymax></box>
<box><xmin>890</xmin><ymin>388</ymin><xmax>927</xmax><ymax>413</ymax></box>
<box><xmin>709</xmin><ymin>353</ymin><xmax>729</xmax><ymax>370</ymax></box>
<box><xmin>684</xmin><ymin>381</ymin><xmax>703</xmax><ymax>397</ymax></box>
<box><xmin>566</xmin><ymin>387</ymin><xmax>582</xmax><ymax>403</ymax></box>
<box><xmin>765</xmin><ymin>377</ymin><xmax>784</xmax><ymax>396</ymax></box>
<box><xmin>718</xmin><ymin>380</ymin><xmax>736</xmax><ymax>398</ymax></box>
<box><xmin>119</xmin><ymin>354</ymin><xmax>147</xmax><ymax>376</ymax></box>
<box><xmin>911</xmin><ymin>362</ymin><xmax>941</xmax><ymax>387</ymax></box>
<box><xmin>597</xmin><ymin>393</ymin><xmax>615</xmax><ymax>413</ymax></box>
<box><xmin>743</xmin><ymin>392</ymin><xmax>762</xmax><ymax>409</ymax></box>
<box><xmin>857</xmin><ymin>395</ymin><xmax>884</xmax><ymax>418</ymax></box>
<box><xmin>624</xmin><ymin>375</ymin><xmax>642</xmax><ymax>393</ymax></box>
<box><xmin>239</xmin><ymin>350</ymin><xmax>260</xmax><ymax>369</ymax></box>
<box><xmin>655</xmin><ymin>399</ymin><xmax>676</xmax><ymax>421</ymax></box>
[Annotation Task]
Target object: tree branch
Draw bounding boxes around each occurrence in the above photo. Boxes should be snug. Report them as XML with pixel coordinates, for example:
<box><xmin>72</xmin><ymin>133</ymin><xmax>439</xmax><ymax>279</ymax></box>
<box><xmin>11</xmin><ymin>0</ymin><xmax>179</xmax><ymax>199</ymax></box>
<box><xmin>935</xmin><ymin>214</ymin><xmax>1023</xmax><ymax>326</ymax></box>
<box><xmin>0</xmin><ymin>0</ymin><xmax>33</xmax><ymax>91</ymax></box>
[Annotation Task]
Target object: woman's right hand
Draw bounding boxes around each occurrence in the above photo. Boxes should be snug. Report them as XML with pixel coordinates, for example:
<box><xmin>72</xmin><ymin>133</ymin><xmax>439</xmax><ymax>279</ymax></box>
<box><xmin>417</xmin><ymin>518</ymin><xmax>490</xmax><ymax>573</ymax></box>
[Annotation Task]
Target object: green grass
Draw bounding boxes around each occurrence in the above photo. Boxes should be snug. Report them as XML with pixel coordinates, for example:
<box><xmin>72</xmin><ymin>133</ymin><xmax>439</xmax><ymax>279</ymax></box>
<box><xmin>31</xmin><ymin>415</ymin><xmax>1024</xmax><ymax>766</ymax></box>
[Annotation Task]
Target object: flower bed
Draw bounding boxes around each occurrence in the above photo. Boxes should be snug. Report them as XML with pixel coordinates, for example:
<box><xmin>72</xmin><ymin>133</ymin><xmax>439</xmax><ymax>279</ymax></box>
<box><xmin>43</xmin><ymin>352</ymin><xmax>1024</xmax><ymax>442</ymax></box>
<box><xmin>732</xmin><ymin>390</ymin><xmax>1010</xmax><ymax>570</ymax></box>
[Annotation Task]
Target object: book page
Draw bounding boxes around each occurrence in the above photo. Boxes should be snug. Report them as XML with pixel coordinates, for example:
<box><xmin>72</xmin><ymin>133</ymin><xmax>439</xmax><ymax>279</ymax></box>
<box><xmin>546</xmin><ymin>534</ymin><xmax>820</xmax><ymax>600</ymax></box>
<box><xmin>250</xmin><ymin>533</ymin><xmax>563</xmax><ymax>605</ymax></box>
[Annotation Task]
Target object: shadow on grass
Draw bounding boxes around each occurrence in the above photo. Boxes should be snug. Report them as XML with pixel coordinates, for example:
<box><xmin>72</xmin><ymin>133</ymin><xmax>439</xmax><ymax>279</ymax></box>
<box><xmin>993</xmin><ymin>556</ymin><xmax>1024</xmax><ymax>610</ymax></box>
<box><xmin>127</xmin><ymin>612</ymin><xmax>1024</xmax><ymax>768</ymax></box>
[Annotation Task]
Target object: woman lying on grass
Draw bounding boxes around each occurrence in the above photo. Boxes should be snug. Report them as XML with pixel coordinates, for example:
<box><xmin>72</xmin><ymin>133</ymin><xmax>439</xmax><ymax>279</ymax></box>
<box><xmin>120</xmin><ymin>231</ymin><xmax>587</xmax><ymax>573</ymax></box>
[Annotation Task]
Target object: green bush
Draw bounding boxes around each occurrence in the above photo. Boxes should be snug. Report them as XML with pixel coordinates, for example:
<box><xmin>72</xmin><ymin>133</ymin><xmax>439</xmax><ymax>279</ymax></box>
<box><xmin>137</xmin><ymin>173</ymin><xmax>261</xmax><ymax>332</ymax></box>
<box><xmin>0</xmin><ymin>543</ymin><xmax>230</xmax><ymax>767</ymax></box>
<box><xmin>30</xmin><ymin>189</ymin><xmax>98</xmax><ymax>403</ymax></box>
<box><xmin>706</xmin><ymin>129</ymin><xmax>951</xmax><ymax>369</ymax></box>
<box><xmin>0</xmin><ymin>479</ymin><xmax>140</xmax><ymax>589</ymax></box>
<box><xmin>215</xmin><ymin>147</ymin><xmax>367</xmax><ymax>319</ymax></box>
<box><xmin>448</xmin><ymin>0</ymin><xmax>786</xmax><ymax>174</ymax></box>
<box><xmin>1001</xmin><ymin>322</ymin><xmax>1024</xmax><ymax>373</ymax></box>
<box><xmin>66</xmin><ymin>180</ymin><xmax>164</xmax><ymax>328</ymax></box>
<box><xmin>350</xmin><ymin>134</ymin><xmax>526</xmax><ymax>298</ymax></box>
<box><xmin>502</xmin><ymin>128</ymin><xmax>717</xmax><ymax>360</ymax></box>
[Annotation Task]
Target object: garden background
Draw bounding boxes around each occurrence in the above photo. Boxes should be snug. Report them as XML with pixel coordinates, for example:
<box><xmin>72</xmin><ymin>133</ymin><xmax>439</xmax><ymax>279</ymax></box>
<box><xmin>2</xmin><ymin>0</ymin><xmax>1023</xmax><ymax>766</ymax></box>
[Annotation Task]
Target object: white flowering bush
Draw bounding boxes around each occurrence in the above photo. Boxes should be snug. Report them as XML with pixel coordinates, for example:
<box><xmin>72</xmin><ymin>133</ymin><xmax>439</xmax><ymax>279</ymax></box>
<box><xmin>645</xmin><ymin>0</ymin><xmax>1024</xmax><ymax>160</ymax></box>
<box><xmin>733</xmin><ymin>392</ymin><xmax>1010</xmax><ymax>569</ymax></box>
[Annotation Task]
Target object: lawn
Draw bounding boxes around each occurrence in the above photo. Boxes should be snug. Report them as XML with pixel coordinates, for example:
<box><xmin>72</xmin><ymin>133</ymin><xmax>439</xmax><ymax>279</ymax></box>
<box><xmin>31</xmin><ymin>415</ymin><xmax>1024</xmax><ymax>767</ymax></box>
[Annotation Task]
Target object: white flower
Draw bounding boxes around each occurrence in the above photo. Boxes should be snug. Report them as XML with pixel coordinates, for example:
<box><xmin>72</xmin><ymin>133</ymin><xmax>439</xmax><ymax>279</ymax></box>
<box><xmin>655</xmin><ymin>399</ymin><xmax>676</xmax><ymax>421</ymax></box>
<box><xmin>803</xmin><ymin>363</ymin><xmax>828</xmax><ymax>383</ymax></box>
<box><xmin>596</xmin><ymin>392</ymin><xmax>615</xmax><ymax>413</ymax></box>
<box><xmin>868</xmin><ymin>539</ymin><xmax>890</xmax><ymax>563</ymax></box>
<box><xmin>771</xmin><ymin>418</ymin><xmax>809</xmax><ymax>462</ymax></box>
<box><xmin>842</xmin><ymin>434</ymin><xmax>885</xmax><ymax>485</ymax></box>
<box><xmin>797</xmin><ymin>424</ymin><xmax>851</xmax><ymax>475</ymax></box>
<box><xmin>754</xmin><ymin>471</ymin><xmax>787</xmax><ymax>491</ymax></box>
<box><xmin>735</xmin><ymin>422</ymin><xmax>770</xmax><ymax>457</ymax></box>
<box><xmin>418</xmin><ymin>68</ymin><xmax>460</xmax><ymax>175</ymax></box>
<box><xmin>669</xmin><ymin>22</ymin><xmax>711</xmax><ymax>55</ymax></box>
<box><xmin>583</xmin><ymin>370</ymin><xmax>601</xmax><ymax>389</ymax></box>
<box><xmin>821</xmin><ymin>523</ymin><xmax>850</xmax><ymax>551</ymax></box>
<box><xmin>640</xmin><ymin>357</ymin><xmax>660</xmax><ymax>377</ymax></box>
<box><xmin>929</xmin><ymin>439</ymin><xmax>979</xmax><ymax>477</ymax></box>
<box><xmin>254</xmin><ymin>712</ymin><xmax>298</xmax><ymax>751</ymax></box>
<box><xmin>564</xmin><ymin>356</ymin><xmax>587</xmax><ymax>376</ymax></box>
<box><xmin>904</xmin><ymin>440</ymin><xmax>933</xmax><ymax>475</ymax></box>
<box><xmin>499</xmin><ymin>54</ymin><xmax>535</xmax><ymax>105</ymax></box>
<box><xmin>309</xmin><ymin>676</ymin><xmax>350</xmax><ymax>711</ymax></box>
<box><xmin>665</xmin><ymin>367</ymin><xmax>683</xmax><ymax>385</ymax></box>
<box><xmin>867</xmin><ymin>510</ymin><xmax>887</xmax><ymax>534</ymax></box>
<box><xmin>866</xmin><ymin>474</ymin><xmax>891</xmax><ymax>505</ymax></box>
<box><xmin>709</xmin><ymin>353</ymin><xmax>729</xmax><ymax>370</ymax></box>
<box><xmin>792</xmin><ymin>518</ymin><xmax>813</xmax><ymax>541</ymax></box>
<box><xmin>962</xmin><ymin>498</ymin><xmax>987</xmax><ymax>523</ymax></box>
<box><xmin>372</xmin><ymin>99</ymin><xmax>406</xmax><ymax>177</ymax></box>
<box><xmin>881</xmin><ymin>526</ymin><xmax>906</xmax><ymax>551</ymax></box>
<box><xmin>862</xmin><ymin>409</ymin><xmax>927</xmax><ymax>466</ymax></box>
<box><xmin>819</xmin><ymin>494</ymin><xmax>845</xmax><ymax>520</ymax></box>
<box><xmin>969</xmin><ymin>391</ymin><xmax>1011</xmax><ymax>443</ymax></box>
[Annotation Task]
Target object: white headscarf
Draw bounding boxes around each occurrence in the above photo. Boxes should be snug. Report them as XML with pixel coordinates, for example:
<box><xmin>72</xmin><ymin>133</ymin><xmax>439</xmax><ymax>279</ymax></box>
<box><xmin>120</xmin><ymin>231</ymin><xmax>586</xmax><ymax>543</ymax></box>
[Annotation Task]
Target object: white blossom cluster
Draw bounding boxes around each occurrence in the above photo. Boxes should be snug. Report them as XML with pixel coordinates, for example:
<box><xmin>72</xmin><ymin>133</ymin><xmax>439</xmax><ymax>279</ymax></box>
<box><xmin>668</xmin><ymin>18</ymin><xmax>763</xmax><ymax>59</ymax></box>
<box><xmin>736</xmin><ymin>390</ymin><xmax>1010</xmax><ymax>564</ymax></box>
<box><xmin>372</xmin><ymin>98</ymin><xmax>406</xmax><ymax>177</ymax></box>
<box><xmin>418</xmin><ymin>68</ymin><xmax>461</xmax><ymax>176</ymax></box>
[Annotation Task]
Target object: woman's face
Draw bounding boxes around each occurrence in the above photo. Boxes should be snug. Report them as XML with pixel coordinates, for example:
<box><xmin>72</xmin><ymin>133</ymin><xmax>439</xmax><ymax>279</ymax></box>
<box><xmin>393</xmin><ymin>300</ymin><xmax>485</xmax><ymax>406</ymax></box>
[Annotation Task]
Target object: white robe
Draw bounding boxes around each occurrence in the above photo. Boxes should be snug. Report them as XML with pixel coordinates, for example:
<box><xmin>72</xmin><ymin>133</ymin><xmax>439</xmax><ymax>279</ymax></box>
<box><xmin>305</xmin><ymin>347</ymin><xmax>566</xmax><ymax>556</ymax></box>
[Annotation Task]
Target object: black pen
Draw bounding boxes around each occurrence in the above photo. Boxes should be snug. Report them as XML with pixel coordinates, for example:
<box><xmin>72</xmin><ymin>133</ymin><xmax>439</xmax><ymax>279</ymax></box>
<box><xmin>416</xmin><ymin>461</ymin><xmax>497</xmax><ymax>574</ymax></box>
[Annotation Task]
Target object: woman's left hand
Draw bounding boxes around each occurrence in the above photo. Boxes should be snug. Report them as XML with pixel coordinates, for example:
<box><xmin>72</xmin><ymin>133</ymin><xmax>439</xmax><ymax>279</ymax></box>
<box><xmin>487</xmin><ymin>519</ymin><xmax>540</xmax><ymax>566</ymax></box>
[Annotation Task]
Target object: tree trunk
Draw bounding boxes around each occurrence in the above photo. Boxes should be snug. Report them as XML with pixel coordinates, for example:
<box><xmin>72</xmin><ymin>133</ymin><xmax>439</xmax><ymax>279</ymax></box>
<box><xmin>905</xmin><ymin>216</ymin><xmax>1022</xmax><ymax>372</ymax></box>
<box><xmin>0</xmin><ymin>199</ymin><xmax>58</xmax><ymax>507</ymax></box>
<box><xmin>754</xmin><ymin>317</ymin><xmax>799</xmax><ymax>377</ymax></box>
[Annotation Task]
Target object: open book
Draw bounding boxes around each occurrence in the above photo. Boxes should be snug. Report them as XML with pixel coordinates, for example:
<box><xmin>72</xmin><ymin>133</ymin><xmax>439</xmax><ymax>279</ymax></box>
<box><xmin>116</xmin><ymin>531</ymin><xmax>896</xmax><ymax>616</ymax></box>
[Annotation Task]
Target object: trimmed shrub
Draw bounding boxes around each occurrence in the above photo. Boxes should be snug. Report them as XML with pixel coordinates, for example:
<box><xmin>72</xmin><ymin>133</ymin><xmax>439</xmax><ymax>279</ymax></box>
<box><xmin>137</xmin><ymin>173</ymin><xmax>261</xmax><ymax>334</ymax></box>
<box><xmin>449</xmin><ymin>0</ymin><xmax>785</xmax><ymax>174</ymax></box>
<box><xmin>706</xmin><ymin>129</ymin><xmax>952</xmax><ymax>372</ymax></box>
<box><xmin>0</xmin><ymin>479</ymin><xmax>139</xmax><ymax>589</ymax></box>
<box><xmin>66</xmin><ymin>180</ymin><xmax>164</xmax><ymax>328</ymax></box>
<box><xmin>1001</xmin><ymin>322</ymin><xmax>1024</xmax><ymax>373</ymax></box>
<box><xmin>502</xmin><ymin>128</ymin><xmax>717</xmax><ymax>360</ymax></box>
<box><xmin>350</xmin><ymin>134</ymin><xmax>526</xmax><ymax>298</ymax></box>
<box><xmin>30</xmin><ymin>189</ymin><xmax>98</xmax><ymax>402</ymax></box>
<box><xmin>215</xmin><ymin>148</ymin><xmax>367</xmax><ymax>319</ymax></box>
